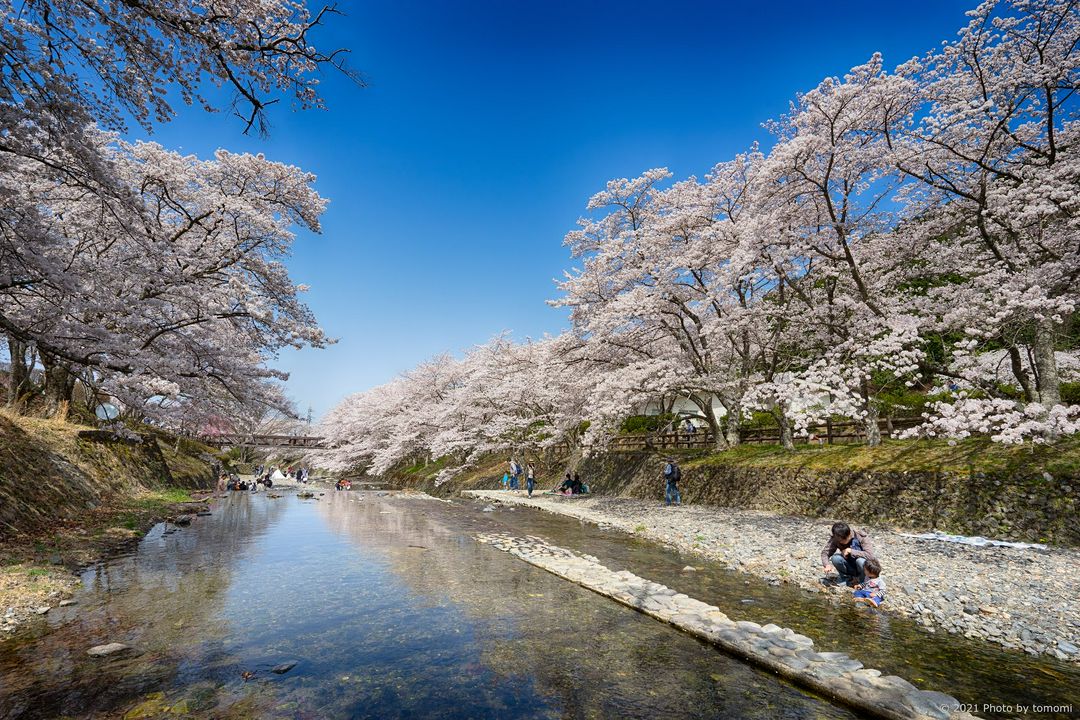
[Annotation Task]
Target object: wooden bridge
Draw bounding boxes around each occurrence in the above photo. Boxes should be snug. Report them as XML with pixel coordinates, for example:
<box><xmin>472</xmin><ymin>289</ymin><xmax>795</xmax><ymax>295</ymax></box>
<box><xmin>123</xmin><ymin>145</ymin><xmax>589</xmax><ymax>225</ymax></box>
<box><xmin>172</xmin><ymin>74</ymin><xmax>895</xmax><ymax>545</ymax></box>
<box><xmin>199</xmin><ymin>433</ymin><xmax>326</xmax><ymax>450</ymax></box>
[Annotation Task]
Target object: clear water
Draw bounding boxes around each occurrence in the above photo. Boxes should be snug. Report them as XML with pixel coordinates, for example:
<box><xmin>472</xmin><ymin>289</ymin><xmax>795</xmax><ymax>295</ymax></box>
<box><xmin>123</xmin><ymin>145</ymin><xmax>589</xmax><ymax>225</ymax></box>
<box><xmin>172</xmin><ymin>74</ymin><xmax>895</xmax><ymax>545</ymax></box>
<box><xmin>0</xmin><ymin>492</ymin><xmax>856</xmax><ymax>719</ymax></box>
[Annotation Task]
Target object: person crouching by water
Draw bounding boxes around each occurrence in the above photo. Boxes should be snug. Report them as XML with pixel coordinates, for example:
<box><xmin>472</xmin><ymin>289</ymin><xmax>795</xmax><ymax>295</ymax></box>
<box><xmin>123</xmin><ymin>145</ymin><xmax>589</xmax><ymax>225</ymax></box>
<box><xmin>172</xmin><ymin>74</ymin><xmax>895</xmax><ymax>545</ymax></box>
<box><xmin>853</xmin><ymin>558</ymin><xmax>886</xmax><ymax>607</ymax></box>
<box><xmin>821</xmin><ymin>522</ymin><xmax>876</xmax><ymax>587</ymax></box>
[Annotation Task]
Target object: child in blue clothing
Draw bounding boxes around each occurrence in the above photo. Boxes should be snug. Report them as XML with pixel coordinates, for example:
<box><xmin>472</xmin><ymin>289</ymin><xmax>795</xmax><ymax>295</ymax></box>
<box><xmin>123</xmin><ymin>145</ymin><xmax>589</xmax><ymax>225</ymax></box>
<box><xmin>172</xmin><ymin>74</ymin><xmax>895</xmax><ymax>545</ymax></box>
<box><xmin>501</xmin><ymin>473</ymin><xmax>510</xmax><ymax>490</ymax></box>
<box><xmin>853</xmin><ymin>558</ymin><xmax>885</xmax><ymax>607</ymax></box>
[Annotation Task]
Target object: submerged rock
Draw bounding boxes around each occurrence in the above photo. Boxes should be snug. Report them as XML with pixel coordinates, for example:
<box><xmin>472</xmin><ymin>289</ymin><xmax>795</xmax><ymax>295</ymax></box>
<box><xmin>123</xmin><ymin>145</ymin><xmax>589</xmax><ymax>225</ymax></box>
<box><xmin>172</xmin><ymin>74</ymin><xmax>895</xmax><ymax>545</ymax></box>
<box><xmin>87</xmin><ymin>642</ymin><xmax>130</xmax><ymax>657</ymax></box>
<box><xmin>272</xmin><ymin>661</ymin><xmax>298</xmax><ymax>674</ymax></box>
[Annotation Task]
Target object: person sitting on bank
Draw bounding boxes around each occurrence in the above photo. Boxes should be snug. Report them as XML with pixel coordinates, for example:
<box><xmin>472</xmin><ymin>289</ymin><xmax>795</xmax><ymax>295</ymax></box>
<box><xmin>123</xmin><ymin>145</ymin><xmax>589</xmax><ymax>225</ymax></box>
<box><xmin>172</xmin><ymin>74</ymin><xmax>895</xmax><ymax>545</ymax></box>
<box><xmin>558</xmin><ymin>471</ymin><xmax>573</xmax><ymax>493</ymax></box>
<box><xmin>570</xmin><ymin>473</ymin><xmax>584</xmax><ymax>495</ymax></box>
<box><xmin>821</xmin><ymin>522</ymin><xmax>875</xmax><ymax>586</ymax></box>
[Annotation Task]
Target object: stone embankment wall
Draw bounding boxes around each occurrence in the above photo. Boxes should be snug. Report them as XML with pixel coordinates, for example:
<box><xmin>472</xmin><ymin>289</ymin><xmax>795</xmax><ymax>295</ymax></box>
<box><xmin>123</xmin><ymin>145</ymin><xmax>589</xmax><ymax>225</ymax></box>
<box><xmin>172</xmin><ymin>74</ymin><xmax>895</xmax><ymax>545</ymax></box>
<box><xmin>574</xmin><ymin>452</ymin><xmax>1078</xmax><ymax>546</ymax></box>
<box><xmin>395</xmin><ymin>450</ymin><xmax>1078</xmax><ymax>545</ymax></box>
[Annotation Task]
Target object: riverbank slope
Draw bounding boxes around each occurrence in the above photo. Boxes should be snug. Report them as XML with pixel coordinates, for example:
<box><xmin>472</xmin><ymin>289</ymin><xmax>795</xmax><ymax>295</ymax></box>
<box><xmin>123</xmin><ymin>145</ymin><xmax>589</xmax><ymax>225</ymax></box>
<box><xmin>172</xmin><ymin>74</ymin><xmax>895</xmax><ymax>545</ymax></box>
<box><xmin>0</xmin><ymin>412</ymin><xmax>220</xmax><ymax>635</ymax></box>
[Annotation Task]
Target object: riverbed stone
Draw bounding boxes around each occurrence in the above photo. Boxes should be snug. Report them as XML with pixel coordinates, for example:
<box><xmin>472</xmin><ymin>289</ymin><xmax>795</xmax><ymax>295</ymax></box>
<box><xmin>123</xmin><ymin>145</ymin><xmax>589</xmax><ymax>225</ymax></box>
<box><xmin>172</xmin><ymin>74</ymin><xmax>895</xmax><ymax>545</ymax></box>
<box><xmin>272</xmin><ymin>661</ymin><xmax>298</xmax><ymax>674</ymax></box>
<box><xmin>778</xmin><ymin>655</ymin><xmax>811</xmax><ymax>672</ymax></box>
<box><xmin>903</xmin><ymin>690</ymin><xmax>960</xmax><ymax>720</ymax></box>
<box><xmin>87</xmin><ymin>642</ymin><xmax>130</xmax><ymax>657</ymax></box>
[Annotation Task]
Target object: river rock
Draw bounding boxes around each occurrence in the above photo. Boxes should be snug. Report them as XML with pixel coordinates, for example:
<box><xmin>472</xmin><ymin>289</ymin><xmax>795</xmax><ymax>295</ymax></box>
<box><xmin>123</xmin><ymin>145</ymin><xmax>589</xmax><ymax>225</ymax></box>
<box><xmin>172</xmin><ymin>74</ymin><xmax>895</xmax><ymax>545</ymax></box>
<box><xmin>87</xmin><ymin>642</ymin><xmax>130</xmax><ymax>657</ymax></box>
<box><xmin>33</xmin><ymin>606</ymin><xmax>50</xmax><ymax>615</ymax></box>
<box><xmin>58</xmin><ymin>599</ymin><xmax>77</xmax><ymax>607</ymax></box>
<box><xmin>272</xmin><ymin>661</ymin><xmax>298</xmax><ymax>674</ymax></box>
<box><xmin>903</xmin><ymin>689</ymin><xmax>959</xmax><ymax>720</ymax></box>
<box><xmin>1057</xmin><ymin>640</ymin><xmax>1078</xmax><ymax>655</ymax></box>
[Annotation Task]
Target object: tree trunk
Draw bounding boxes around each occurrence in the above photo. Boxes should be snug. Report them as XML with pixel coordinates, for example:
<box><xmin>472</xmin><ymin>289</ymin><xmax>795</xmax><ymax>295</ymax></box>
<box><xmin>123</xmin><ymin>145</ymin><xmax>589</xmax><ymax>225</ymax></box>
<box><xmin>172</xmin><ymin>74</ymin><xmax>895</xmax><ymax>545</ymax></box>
<box><xmin>1032</xmin><ymin>317</ymin><xmax>1061</xmax><ymax>408</ymax></box>
<box><xmin>41</xmin><ymin>355</ymin><xmax>76</xmax><ymax>417</ymax></box>
<box><xmin>1008</xmin><ymin>345</ymin><xmax>1035</xmax><ymax>402</ymax></box>
<box><xmin>702</xmin><ymin>401</ymin><xmax>729</xmax><ymax>452</ymax></box>
<box><xmin>6</xmin><ymin>335</ymin><xmax>33</xmax><ymax>408</ymax></box>
<box><xmin>724</xmin><ymin>403</ymin><xmax>741</xmax><ymax>447</ymax></box>
<box><xmin>773</xmin><ymin>410</ymin><xmax>794</xmax><ymax>451</ymax></box>
<box><xmin>864</xmin><ymin>404</ymin><xmax>881</xmax><ymax>447</ymax></box>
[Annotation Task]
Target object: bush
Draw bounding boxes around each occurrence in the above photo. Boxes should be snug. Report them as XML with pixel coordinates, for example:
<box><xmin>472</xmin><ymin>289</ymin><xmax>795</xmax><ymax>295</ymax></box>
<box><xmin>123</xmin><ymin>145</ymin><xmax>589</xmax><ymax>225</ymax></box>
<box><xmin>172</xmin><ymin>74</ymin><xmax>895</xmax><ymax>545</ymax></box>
<box><xmin>620</xmin><ymin>414</ymin><xmax>674</xmax><ymax>434</ymax></box>
<box><xmin>1061</xmin><ymin>382</ymin><xmax>1080</xmax><ymax>405</ymax></box>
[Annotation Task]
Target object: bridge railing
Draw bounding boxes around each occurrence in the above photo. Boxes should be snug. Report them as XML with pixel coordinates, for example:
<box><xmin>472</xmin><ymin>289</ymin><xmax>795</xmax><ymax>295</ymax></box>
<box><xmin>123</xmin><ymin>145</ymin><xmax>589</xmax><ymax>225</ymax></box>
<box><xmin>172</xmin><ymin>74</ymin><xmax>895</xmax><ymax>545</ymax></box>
<box><xmin>198</xmin><ymin>433</ymin><xmax>326</xmax><ymax>449</ymax></box>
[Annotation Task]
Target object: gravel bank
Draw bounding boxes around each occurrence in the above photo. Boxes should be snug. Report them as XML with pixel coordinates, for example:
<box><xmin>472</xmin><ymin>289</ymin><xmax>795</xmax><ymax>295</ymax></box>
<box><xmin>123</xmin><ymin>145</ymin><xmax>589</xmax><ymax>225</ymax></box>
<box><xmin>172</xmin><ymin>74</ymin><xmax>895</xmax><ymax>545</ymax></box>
<box><xmin>465</xmin><ymin>491</ymin><xmax>1080</xmax><ymax>664</ymax></box>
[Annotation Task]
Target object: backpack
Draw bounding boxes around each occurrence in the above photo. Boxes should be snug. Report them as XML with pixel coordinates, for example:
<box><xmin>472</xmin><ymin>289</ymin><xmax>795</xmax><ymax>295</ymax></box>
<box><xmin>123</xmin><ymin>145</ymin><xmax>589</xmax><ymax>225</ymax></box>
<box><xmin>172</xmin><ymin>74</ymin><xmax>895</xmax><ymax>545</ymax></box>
<box><xmin>664</xmin><ymin>463</ymin><xmax>681</xmax><ymax>482</ymax></box>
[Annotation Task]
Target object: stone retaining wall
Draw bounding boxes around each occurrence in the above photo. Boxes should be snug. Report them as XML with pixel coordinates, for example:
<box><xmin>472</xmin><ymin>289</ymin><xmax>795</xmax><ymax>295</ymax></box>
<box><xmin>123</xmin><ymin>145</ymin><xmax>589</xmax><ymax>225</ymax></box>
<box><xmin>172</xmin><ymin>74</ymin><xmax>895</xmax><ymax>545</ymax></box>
<box><xmin>476</xmin><ymin>531</ymin><xmax>977</xmax><ymax>720</ymax></box>
<box><xmin>572</xmin><ymin>453</ymin><xmax>1079</xmax><ymax>545</ymax></box>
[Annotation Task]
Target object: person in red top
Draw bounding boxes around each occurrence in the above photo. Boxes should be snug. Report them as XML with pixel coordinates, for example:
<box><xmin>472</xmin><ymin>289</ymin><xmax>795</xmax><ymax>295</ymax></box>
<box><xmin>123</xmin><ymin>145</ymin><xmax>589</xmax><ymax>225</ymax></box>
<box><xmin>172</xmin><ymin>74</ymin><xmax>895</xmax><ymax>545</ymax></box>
<box><xmin>820</xmin><ymin>522</ymin><xmax>876</xmax><ymax>587</ymax></box>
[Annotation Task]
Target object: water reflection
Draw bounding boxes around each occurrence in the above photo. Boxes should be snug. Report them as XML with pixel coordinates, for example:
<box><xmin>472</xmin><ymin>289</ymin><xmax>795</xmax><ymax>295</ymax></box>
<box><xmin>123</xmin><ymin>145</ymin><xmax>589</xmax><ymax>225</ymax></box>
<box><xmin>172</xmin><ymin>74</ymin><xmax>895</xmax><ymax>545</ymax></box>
<box><xmin>0</xmin><ymin>492</ymin><xmax>849</xmax><ymax>719</ymax></box>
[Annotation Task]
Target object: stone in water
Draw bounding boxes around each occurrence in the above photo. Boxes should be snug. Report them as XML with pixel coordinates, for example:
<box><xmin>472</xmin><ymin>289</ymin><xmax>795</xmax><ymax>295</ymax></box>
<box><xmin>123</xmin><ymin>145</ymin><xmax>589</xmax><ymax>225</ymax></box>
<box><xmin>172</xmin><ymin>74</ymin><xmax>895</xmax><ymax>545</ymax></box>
<box><xmin>87</xmin><ymin>642</ymin><xmax>130</xmax><ymax>657</ymax></box>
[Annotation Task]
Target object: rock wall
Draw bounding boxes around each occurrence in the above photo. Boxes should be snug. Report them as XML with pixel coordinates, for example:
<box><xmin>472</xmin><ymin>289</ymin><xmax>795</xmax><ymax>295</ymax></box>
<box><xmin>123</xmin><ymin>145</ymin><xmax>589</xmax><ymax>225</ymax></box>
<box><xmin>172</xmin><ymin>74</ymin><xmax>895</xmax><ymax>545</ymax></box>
<box><xmin>573</xmin><ymin>452</ymin><xmax>1080</xmax><ymax>546</ymax></box>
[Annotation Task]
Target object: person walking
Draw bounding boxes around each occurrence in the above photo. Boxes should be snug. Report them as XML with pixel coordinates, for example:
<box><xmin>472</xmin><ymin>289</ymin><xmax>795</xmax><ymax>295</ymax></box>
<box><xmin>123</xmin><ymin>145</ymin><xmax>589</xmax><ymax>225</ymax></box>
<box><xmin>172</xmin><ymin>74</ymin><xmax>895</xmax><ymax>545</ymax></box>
<box><xmin>662</xmin><ymin>458</ymin><xmax>681</xmax><ymax>506</ymax></box>
<box><xmin>508</xmin><ymin>458</ymin><xmax>521</xmax><ymax>491</ymax></box>
<box><xmin>526</xmin><ymin>464</ymin><xmax>535</xmax><ymax>497</ymax></box>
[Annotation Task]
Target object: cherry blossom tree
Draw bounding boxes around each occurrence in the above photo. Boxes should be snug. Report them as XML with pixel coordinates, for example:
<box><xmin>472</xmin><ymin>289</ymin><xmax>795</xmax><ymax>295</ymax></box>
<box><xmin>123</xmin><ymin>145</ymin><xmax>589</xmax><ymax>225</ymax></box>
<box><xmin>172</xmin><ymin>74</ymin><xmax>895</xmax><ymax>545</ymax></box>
<box><xmin>878</xmin><ymin>0</ymin><xmax>1080</xmax><ymax>431</ymax></box>
<box><xmin>1</xmin><ymin>0</ymin><xmax>356</xmax><ymax>420</ymax></box>
<box><xmin>1</xmin><ymin>134</ymin><xmax>329</xmax><ymax>423</ymax></box>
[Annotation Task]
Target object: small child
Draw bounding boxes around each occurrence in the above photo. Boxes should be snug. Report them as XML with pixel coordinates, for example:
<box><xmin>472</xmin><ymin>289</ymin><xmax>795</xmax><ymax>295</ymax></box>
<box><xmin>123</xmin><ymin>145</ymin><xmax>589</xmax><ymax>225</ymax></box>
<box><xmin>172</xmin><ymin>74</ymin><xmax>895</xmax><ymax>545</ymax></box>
<box><xmin>853</xmin><ymin>558</ymin><xmax>886</xmax><ymax>607</ymax></box>
<box><xmin>501</xmin><ymin>472</ymin><xmax>509</xmax><ymax>490</ymax></box>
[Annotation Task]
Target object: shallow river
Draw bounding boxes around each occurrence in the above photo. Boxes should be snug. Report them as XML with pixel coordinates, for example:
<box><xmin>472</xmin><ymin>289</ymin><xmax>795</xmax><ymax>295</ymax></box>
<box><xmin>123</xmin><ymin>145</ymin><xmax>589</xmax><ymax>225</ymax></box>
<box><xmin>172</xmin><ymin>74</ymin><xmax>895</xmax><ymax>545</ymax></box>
<box><xmin>0</xmin><ymin>491</ymin><xmax>1076</xmax><ymax>719</ymax></box>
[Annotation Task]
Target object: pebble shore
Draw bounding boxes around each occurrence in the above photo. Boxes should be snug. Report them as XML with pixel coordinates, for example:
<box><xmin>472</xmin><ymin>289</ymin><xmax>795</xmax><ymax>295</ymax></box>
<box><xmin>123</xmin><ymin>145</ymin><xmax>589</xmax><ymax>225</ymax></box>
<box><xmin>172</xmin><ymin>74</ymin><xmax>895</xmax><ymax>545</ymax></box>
<box><xmin>465</xmin><ymin>491</ymin><xmax>1080</xmax><ymax>663</ymax></box>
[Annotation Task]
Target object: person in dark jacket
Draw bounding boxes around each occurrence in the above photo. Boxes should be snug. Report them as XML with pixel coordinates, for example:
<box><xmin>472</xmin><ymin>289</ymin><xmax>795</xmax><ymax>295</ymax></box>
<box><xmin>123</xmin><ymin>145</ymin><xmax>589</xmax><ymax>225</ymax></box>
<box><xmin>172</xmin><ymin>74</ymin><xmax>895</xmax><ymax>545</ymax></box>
<box><xmin>821</xmin><ymin>522</ymin><xmax>876</xmax><ymax>586</ymax></box>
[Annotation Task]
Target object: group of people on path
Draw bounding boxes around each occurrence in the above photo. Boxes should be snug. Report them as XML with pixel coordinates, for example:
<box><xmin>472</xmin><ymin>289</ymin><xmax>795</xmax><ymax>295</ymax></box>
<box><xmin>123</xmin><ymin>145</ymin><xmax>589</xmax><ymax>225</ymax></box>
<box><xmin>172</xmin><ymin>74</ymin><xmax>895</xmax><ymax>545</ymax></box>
<box><xmin>222</xmin><ymin>473</ymin><xmax>270</xmax><ymax>492</ymax></box>
<box><xmin>215</xmin><ymin>464</ymin><xmax>312</xmax><ymax>493</ymax></box>
<box><xmin>501</xmin><ymin>458</ymin><xmax>589</xmax><ymax>498</ymax></box>
<box><xmin>502</xmin><ymin>458</ymin><xmax>539</xmax><ymax>496</ymax></box>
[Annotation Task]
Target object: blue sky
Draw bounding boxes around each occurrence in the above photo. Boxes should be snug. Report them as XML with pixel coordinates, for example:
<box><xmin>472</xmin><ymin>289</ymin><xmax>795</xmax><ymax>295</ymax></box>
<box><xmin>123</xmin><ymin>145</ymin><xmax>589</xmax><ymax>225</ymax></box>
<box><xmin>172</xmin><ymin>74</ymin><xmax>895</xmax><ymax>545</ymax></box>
<box><xmin>141</xmin><ymin>0</ymin><xmax>972</xmax><ymax>419</ymax></box>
